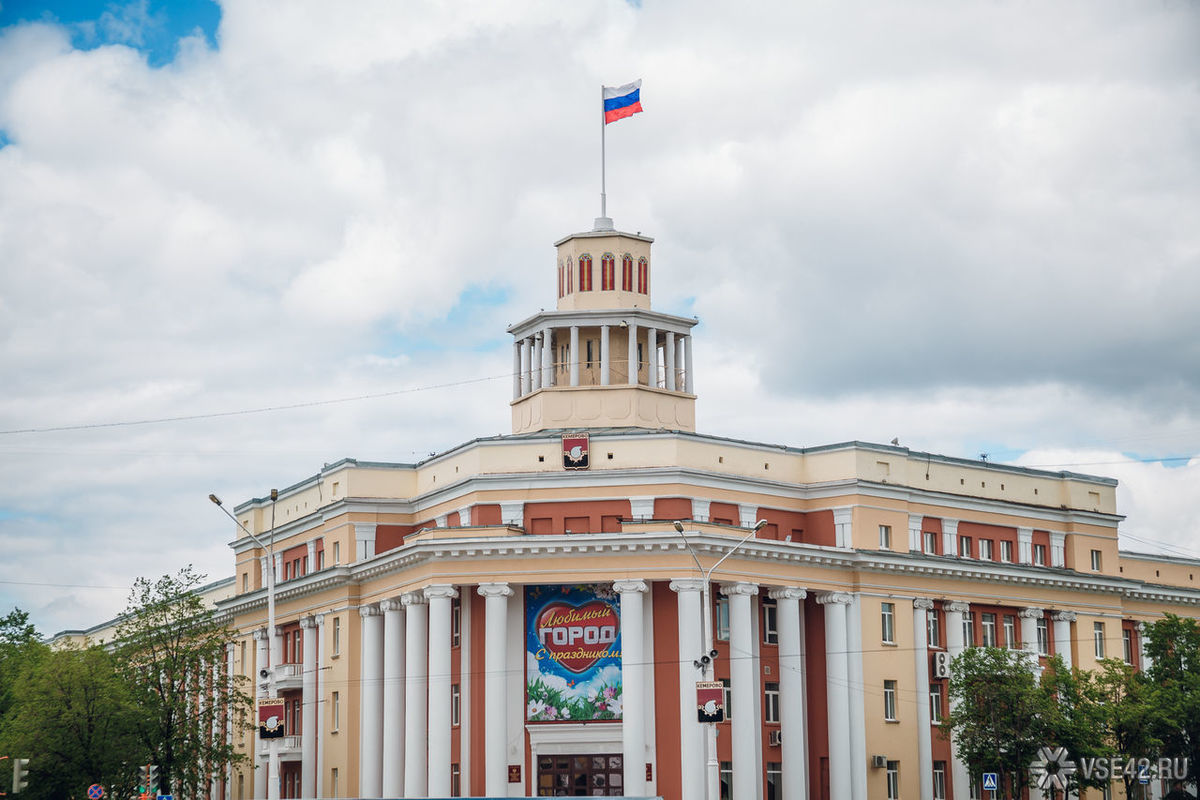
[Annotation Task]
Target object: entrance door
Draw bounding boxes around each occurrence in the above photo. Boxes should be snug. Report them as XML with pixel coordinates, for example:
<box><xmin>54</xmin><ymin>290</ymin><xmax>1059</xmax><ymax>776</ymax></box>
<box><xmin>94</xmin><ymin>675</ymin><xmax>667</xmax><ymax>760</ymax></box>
<box><xmin>536</xmin><ymin>754</ymin><xmax>624</xmax><ymax>796</ymax></box>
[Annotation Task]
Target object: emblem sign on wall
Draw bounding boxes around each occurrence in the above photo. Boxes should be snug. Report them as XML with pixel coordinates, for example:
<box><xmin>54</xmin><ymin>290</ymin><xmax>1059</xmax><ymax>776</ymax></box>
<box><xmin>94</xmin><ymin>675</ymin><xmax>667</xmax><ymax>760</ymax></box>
<box><xmin>526</xmin><ymin>584</ymin><xmax>622</xmax><ymax>721</ymax></box>
<box><xmin>258</xmin><ymin>697</ymin><xmax>285</xmax><ymax>739</ymax></box>
<box><xmin>562</xmin><ymin>432</ymin><xmax>590</xmax><ymax>470</ymax></box>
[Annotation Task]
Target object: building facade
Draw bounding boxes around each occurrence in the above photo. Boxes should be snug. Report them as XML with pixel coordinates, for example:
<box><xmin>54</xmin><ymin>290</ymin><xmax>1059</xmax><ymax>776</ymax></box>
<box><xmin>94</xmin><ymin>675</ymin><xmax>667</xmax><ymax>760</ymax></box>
<box><xmin>215</xmin><ymin>220</ymin><xmax>1200</xmax><ymax>800</ymax></box>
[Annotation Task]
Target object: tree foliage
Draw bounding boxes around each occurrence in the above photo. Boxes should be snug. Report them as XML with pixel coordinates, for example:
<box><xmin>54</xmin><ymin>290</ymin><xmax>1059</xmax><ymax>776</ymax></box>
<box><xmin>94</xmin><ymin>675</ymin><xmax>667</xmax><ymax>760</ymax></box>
<box><xmin>1143</xmin><ymin>613</ymin><xmax>1200</xmax><ymax>791</ymax></box>
<box><xmin>114</xmin><ymin>566</ymin><xmax>253</xmax><ymax>799</ymax></box>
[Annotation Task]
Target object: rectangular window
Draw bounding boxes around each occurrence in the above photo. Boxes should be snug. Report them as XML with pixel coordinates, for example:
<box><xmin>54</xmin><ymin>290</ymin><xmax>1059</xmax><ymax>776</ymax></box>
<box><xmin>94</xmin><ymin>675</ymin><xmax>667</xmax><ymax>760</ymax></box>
<box><xmin>586</xmin><ymin>339</ymin><xmax>594</xmax><ymax>365</ymax></box>
<box><xmin>881</xmin><ymin>602</ymin><xmax>896</xmax><ymax>644</ymax></box>
<box><xmin>762</xmin><ymin>597</ymin><xmax>778</xmax><ymax>645</ymax></box>
<box><xmin>721</xmin><ymin>678</ymin><xmax>733</xmax><ymax>720</ymax></box>
<box><xmin>450</xmin><ymin>764</ymin><xmax>460</xmax><ymax>797</ymax></box>
<box><xmin>1001</xmin><ymin>540</ymin><xmax>1013</xmax><ymax>563</ymax></box>
<box><xmin>1037</xmin><ymin>618</ymin><xmax>1050</xmax><ymax>656</ymax></box>
<box><xmin>883</xmin><ymin>680</ymin><xmax>897</xmax><ymax>721</ymax></box>
<box><xmin>959</xmin><ymin>536</ymin><xmax>973</xmax><ymax>558</ymax></box>
<box><xmin>766</xmin><ymin>762</ymin><xmax>782</xmax><ymax>800</ymax></box>
<box><xmin>242</xmin><ymin>573</ymin><xmax>249</xmax><ymax>592</ymax></box>
<box><xmin>924</xmin><ymin>531</ymin><xmax>937</xmax><ymax>554</ymax></box>
<box><xmin>981</xmin><ymin>613</ymin><xmax>997</xmax><ymax>647</ymax></box>
<box><xmin>332</xmin><ymin>616</ymin><xmax>341</xmax><ymax>657</ymax></box>
<box><xmin>716</xmin><ymin>597</ymin><xmax>731</xmax><ymax>641</ymax></box>
<box><xmin>963</xmin><ymin>614</ymin><xmax>975</xmax><ymax>647</ymax></box>
<box><xmin>317</xmin><ymin>549</ymin><xmax>325</xmax><ymax>570</ymax></box>
<box><xmin>719</xmin><ymin>761</ymin><xmax>733</xmax><ymax>800</ymax></box>
<box><xmin>1123</xmin><ymin>628</ymin><xmax>1134</xmax><ymax>664</ymax></box>
<box><xmin>451</xmin><ymin>683</ymin><xmax>461</xmax><ymax>726</ymax></box>
<box><xmin>933</xmin><ymin>762</ymin><xmax>947</xmax><ymax>800</ymax></box>
<box><xmin>333</xmin><ymin>541</ymin><xmax>340</xmax><ymax>564</ymax></box>
<box><xmin>930</xmin><ymin>683</ymin><xmax>943</xmax><ymax>723</ymax></box>
<box><xmin>765</xmin><ymin>681</ymin><xmax>780</xmax><ymax>724</ymax></box>
<box><xmin>979</xmin><ymin>539</ymin><xmax>994</xmax><ymax>561</ymax></box>
<box><xmin>451</xmin><ymin>598</ymin><xmax>461</xmax><ymax>647</ymax></box>
<box><xmin>331</xmin><ymin>691</ymin><xmax>340</xmax><ymax>732</ymax></box>
<box><xmin>886</xmin><ymin>761</ymin><xmax>900</xmax><ymax>799</ymax></box>
<box><xmin>879</xmin><ymin>524</ymin><xmax>892</xmax><ymax>549</ymax></box>
<box><xmin>927</xmin><ymin>612</ymin><xmax>940</xmax><ymax>649</ymax></box>
<box><xmin>331</xmin><ymin>768</ymin><xmax>339</xmax><ymax>799</ymax></box>
<box><xmin>1094</xmin><ymin>621</ymin><xmax>1106</xmax><ymax>658</ymax></box>
<box><xmin>1033</xmin><ymin>543</ymin><xmax>1047</xmax><ymax>566</ymax></box>
<box><xmin>1004</xmin><ymin>615</ymin><xmax>1017</xmax><ymax>649</ymax></box>
<box><xmin>1091</xmin><ymin>549</ymin><xmax>1103</xmax><ymax>571</ymax></box>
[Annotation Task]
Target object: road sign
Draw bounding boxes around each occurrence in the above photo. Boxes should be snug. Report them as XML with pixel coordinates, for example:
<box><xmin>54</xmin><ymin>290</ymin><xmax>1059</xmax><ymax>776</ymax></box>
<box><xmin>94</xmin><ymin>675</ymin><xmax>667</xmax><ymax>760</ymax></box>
<box><xmin>158</xmin><ymin>795</ymin><xmax>173</xmax><ymax>800</ymax></box>
<box><xmin>86</xmin><ymin>784</ymin><xmax>104</xmax><ymax>799</ymax></box>
<box><xmin>982</xmin><ymin>772</ymin><xmax>998</xmax><ymax>791</ymax></box>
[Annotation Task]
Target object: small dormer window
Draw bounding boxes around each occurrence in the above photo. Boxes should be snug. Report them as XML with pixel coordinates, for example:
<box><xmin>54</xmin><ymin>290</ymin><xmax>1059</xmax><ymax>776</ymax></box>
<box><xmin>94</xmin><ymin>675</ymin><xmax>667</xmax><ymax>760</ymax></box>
<box><xmin>601</xmin><ymin>254</ymin><xmax>615</xmax><ymax>290</ymax></box>
<box><xmin>578</xmin><ymin>254</ymin><xmax>593</xmax><ymax>291</ymax></box>
<box><xmin>637</xmin><ymin>257</ymin><xmax>649</xmax><ymax>293</ymax></box>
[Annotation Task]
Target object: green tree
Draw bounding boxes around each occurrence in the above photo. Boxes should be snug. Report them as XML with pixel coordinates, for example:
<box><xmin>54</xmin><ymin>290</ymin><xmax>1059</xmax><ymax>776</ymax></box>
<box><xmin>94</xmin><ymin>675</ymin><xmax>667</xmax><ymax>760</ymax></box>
<box><xmin>0</xmin><ymin>643</ymin><xmax>143</xmax><ymax>800</ymax></box>
<box><xmin>1092</xmin><ymin>658</ymin><xmax>1162</xmax><ymax>799</ymax></box>
<box><xmin>1143</xmin><ymin>613</ymin><xmax>1200</xmax><ymax>791</ymax></box>
<box><xmin>115</xmin><ymin>567</ymin><xmax>253</xmax><ymax>799</ymax></box>
<box><xmin>1039</xmin><ymin>656</ymin><xmax>1113</xmax><ymax>798</ymax></box>
<box><xmin>0</xmin><ymin>608</ymin><xmax>45</xmax><ymax>720</ymax></box>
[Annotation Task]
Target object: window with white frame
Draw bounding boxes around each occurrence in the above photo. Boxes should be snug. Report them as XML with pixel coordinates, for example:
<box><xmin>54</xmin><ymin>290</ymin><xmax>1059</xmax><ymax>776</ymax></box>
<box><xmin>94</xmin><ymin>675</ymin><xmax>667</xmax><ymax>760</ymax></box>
<box><xmin>879</xmin><ymin>524</ymin><xmax>892</xmax><ymax>549</ymax></box>
<box><xmin>331</xmin><ymin>691</ymin><xmax>340</xmax><ymax>732</ymax></box>
<box><xmin>762</xmin><ymin>597</ymin><xmax>778</xmax><ymax>645</ymax></box>
<box><xmin>929</xmin><ymin>683</ymin><xmax>943</xmax><ymax>723</ymax></box>
<box><xmin>1094</xmin><ymin>621</ymin><xmax>1106</xmax><ymax>658</ymax></box>
<box><xmin>332</xmin><ymin>616</ymin><xmax>341</xmax><ymax>657</ymax></box>
<box><xmin>451</xmin><ymin>683</ymin><xmax>461</xmax><ymax>726</ymax></box>
<box><xmin>928</xmin><ymin>612</ymin><xmax>941</xmax><ymax>649</ymax></box>
<box><xmin>979</xmin><ymin>539</ymin><xmax>994</xmax><ymax>560</ymax></box>
<box><xmin>331</xmin><ymin>768</ymin><xmax>339</xmax><ymax>799</ymax></box>
<box><xmin>981</xmin><ymin>613</ymin><xmax>997</xmax><ymax>647</ymax></box>
<box><xmin>882</xmin><ymin>602</ymin><xmax>896</xmax><ymax>644</ymax></box>
<box><xmin>716</xmin><ymin>597</ymin><xmax>731</xmax><ymax>641</ymax></box>
<box><xmin>764</xmin><ymin>682</ymin><xmax>780</xmax><ymax>724</ymax></box>
<box><xmin>766</xmin><ymin>762</ymin><xmax>782</xmax><ymax>800</ymax></box>
<box><xmin>451</xmin><ymin>598</ymin><xmax>461</xmax><ymax>647</ymax></box>
<box><xmin>963</xmin><ymin>614</ymin><xmax>975</xmax><ymax>647</ymax></box>
<box><xmin>1123</xmin><ymin>628</ymin><xmax>1134</xmax><ymax>664</ymax></box>
<box><xmin>332</xmin><ymin>540</ymin><xmax>340</xmax><ymax>564</ymax></box>
<box><xmin>721</xmin><ymin>678</ymin><xmax>732</xmax><ymax>720</ymax></box>
<box><xmin>1037</xmin><ymin>618</ymin><xmax>1050</xmax><ymax>656</ymax></box>
<box><xmin>924</xmin><ymin>531</ymin><xmax>937</xmax><ymax>554</ymax></box>
<box><xmin>1004</xmin><ymin>615</ymin><xmax>1016</xmax><ymax>649</ymax></box>
<box><xmin>886</xmin><ymin>761</ymin><xmax>900</xmax><ymax>799</ymax></box>
<box><xmin>720</xmin><ymin>762</ymin><xmax>732</xmax><ymax>800</ymax></box>
<box><xmin>1033</xmin><ymin>543</ymin><xmax>1047</xmax><ymax>566</ymax></box>
<box><xmin>884</xmin><ymin>680</ymin><xmax>898</xmax><ymax>721</ymax></box>
<box><xmin>1001</xmin><ymin>540</ymin><xmax>1013</xmax><ymax>563</ymax></box>
<box><xmin>959</xmin><ymin>536</ymin><xmax>973</xmax><ymax>558</ymax></box>
<box><xmin>1091</xmin><ymin>549</ymin><xmax>1103</xmax><ymax>571</ymax></box>
<box><xmin>933</xmin><ymin>762</ymin><xmax>947</xmax><ymax>800</ymax></box>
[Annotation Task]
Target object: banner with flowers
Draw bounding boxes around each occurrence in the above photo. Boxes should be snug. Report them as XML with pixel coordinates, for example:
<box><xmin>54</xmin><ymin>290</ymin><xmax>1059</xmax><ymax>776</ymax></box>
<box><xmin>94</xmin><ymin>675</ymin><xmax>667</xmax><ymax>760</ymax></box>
<box><xmin>525</xmin><ymin>583</ymin><xmax>622</xmax><ymax>721</ymax></box>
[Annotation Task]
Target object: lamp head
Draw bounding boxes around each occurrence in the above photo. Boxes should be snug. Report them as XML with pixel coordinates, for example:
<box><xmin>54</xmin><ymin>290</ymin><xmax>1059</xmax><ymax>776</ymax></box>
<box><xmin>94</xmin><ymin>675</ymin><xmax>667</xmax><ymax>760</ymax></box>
<box><xmin>753</xmin><ymin>519</ymin><xmax>768</xmax><ymax>532</ymax></box>
<box><xmin>673</xmin><ymin>521</ymin><xmax>685</xmax><ymax>533</ymax></box>
<box><xmin>208</xmin><ymin>494</ymin><xmax>222</xmax><ymax>506</ymax></box>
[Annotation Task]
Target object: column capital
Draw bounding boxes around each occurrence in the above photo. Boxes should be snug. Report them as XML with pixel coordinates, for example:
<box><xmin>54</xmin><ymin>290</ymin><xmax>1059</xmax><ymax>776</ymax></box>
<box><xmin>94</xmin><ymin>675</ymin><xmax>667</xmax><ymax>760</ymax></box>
<box><xmin>720</xmin><ymin>582</ymin><xmax>759</xmax><ymax>597</ymax></box>
<box><xmin>379</xmin><ymin>597</ymin><xmax>405</xmax><ymax>613</ymax></box>
<box><xmin>613</xmin><ymin>579</ymin><xmax>649</xmax><ymax>594</ymax></box>
<box><xmin>669</xmin><ymin>578</ymin><xmax>705</xmax><ymax>594</ymax></box>
<box><xmin>313</xmin><ymin>612</ymin><xmax>325</xmax><ymax>625</ymax></box>
<box><xmin>359</xmin><ymin>604</ymin><xmax>381</xmax><ymax>618</ymax></box>
<box><xmin>252</xmin><ymin>627</ymin><xmax>269</xmax><ymax>641</ymax></box>
<box><xmin>423</xmin><ymin>584</ymin><xmax>459</xmax><ymax>601</ymax></box>
<box><xmin>401</xmin><ymin>591</ymin><xmax>427</xmax><ymax>607</ymax></box>
<box><xmin>299</xmin><ymin>615</ymin><xmax>318</xmax><ymax>630</ymax></box>
<box><xmin>913</xmin><ymin>598</ymin><xmax>935</xmax><ymax>611</ymax></box>
<box><xmin>477</xmin><ymin>582</ymin><xmax>514</xmax><ymax>598</ymax></box>
<box><xmin>942</xmin><ymin>518</ymin><xmax>959</xmax><ymax>535</ymax></box>
<box><xmin>1052</xmin><ymin>610</ymin><xmax>1076</xmax><ymax>622</ymax></box>
<box><xmin>943</xmin><ymin>600</ymin><xmax>970</xmax><ymax>614</ymax></box>
<box><xmin>816</xmin><ymin>591</ymin><xmax>853</xmax><ymax>606</ymax></box>
<box><xmin>1018</xmin><ymin>607</ymin><xmax>1045</xmax><ymax>619</ymax></box>
<box><xmin>768</xmin><ymin>587</ymin><xmax>807</xmax><ymax>601</ymax></box>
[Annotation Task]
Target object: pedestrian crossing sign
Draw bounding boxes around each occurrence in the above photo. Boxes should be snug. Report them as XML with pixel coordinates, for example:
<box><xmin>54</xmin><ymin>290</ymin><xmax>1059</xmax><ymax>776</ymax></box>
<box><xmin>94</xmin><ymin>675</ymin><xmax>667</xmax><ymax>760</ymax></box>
<box><xmin>982</xmin><ymin>773</ymin><xmax>998</xmax><ymax>791</ymax></box>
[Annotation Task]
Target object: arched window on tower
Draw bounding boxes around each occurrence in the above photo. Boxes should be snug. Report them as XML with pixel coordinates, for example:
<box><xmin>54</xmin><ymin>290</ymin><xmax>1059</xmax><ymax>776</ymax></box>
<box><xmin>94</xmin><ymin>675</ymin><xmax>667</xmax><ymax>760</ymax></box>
<box><xmin>579</xmin><ymin>254</ymin><xmax>593</xmax><ymax>292</ymax></box>
<box><xmin>637</xmin><ymin>257</ymin><xmax>649</xmax><ymax>294</ymax></box>
<box><xmin>601</xmin><ymin>254</ymin><xmax>615</xmax><ymax>291</ymax></box>
<box><xmin>558</xmin><ymin>261</ymin><xmax>564</xmax><ymax>298</ymax></box>
<box><xmin>622</xmin><ymin>255</ymin><xmax>633</xmax><ymax>291</ymax></box>
<box><xmin>566</xmin><ymin>256</ymin><xmax>573</xmax><ymax>294</ymax></box>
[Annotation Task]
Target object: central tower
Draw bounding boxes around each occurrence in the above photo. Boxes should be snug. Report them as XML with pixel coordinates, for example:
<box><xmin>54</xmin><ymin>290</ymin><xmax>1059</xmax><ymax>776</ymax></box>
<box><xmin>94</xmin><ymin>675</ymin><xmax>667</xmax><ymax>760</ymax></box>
<box><xmin>507</xmin><ymin>223</ymin><xmax>698</xmax><ymax>434</ymax></box>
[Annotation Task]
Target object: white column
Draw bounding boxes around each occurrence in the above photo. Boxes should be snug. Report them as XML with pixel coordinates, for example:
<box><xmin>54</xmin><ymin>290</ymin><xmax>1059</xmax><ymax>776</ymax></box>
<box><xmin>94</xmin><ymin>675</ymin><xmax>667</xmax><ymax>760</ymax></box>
<box><xmin>738</xmin><ymin>503</ymin><xmax>757</xmax><ymax>529</ymax></box>
<box><xmin>647</xmin><ymin>327</ymin><xmax>658</xmax><ymax>387</ymax></box>
<box><xmin>403</xmin><ymin>592</ymin><xmax>429</xmax><ymax>798</ymax></box>
<box><xmin>627</xmin><ymin>320</ymin><xmax>639</xmax><ymax>385</ymax></box>
<box><xmin>675</xmin><ymin>334</ymin><xmax>685</xmax><ymax>392</ymax></box>
<box><xmin>512</xmin><ymin>341</ymin><xmax>521</xmax><ymax>399</ymax></box>
<box><xmin>532</xmin><ymin>333</ymin><xmax>543</xmax><ymax>391</ymax></box>
<box><xmin>615</xmin><ymin>579</ymin><xmax>650</xmax><ymax>796</ymax></box>
<box><xmin>542</xmin><ymin>328</ymin><xmax>554</xmax><ymax>388</ymax></box>
<box><xmin>1018</xmin><ymin>526</ymin><xmax>1034</xmax><ymax>565</ymax></box>
<box><xmin>771</xmin><ymin>588</ymin><xmax>807</xmax><ymax>800</ymax></box>
<box><xmin>1053</xmin><ymin>611</ymin><xmax>1075</xmax><ymax>669</ymax></box>
<box><xmin>272</xmin><ymin>553</ymin><xmax>282</xmax><ymax>584</ymax></box>
<box><xmin>944</xmin><ymin>601</ymin><xmax>970</xmax><ymax>799</ymax></box>
<box><xmin>521</xmin><ymin>337</ymin><xmax>533</xmax><ymax>395</ymax></box>
<box><xmin>684</xmin><ymin>334</ymin><xmax>694</xmax><ymax>394</ymax></box>
<box><xmin>252</xmin><ymin>628</ymin><xmax>268</xmax><ymax>800</ymax></box>
<box><xmin>300</xmin><ymin>616</ymin><xmax>318</xmax><ymax>800</ymax></box>
<box><xmin>723</xmin><ymin>583</ymin><xmax>759</xmax><ymax>800</ymax></box>
<box><xmin>819</xmin><ymin>592</ymin><xmax>853</xmax><ymax>800</ymax></box>
<box><xmin>1020</xmin><ymin>607</ymin><xmax>1044</xmax><ymax>673</ymax></box>
<box><xmin>425</xmin><ymin>585</ymin><xmax>458</xmax><ymax>797</ymax></box>
<box><xmin>1139</xmin><ymin>622</ymin><xmax>1154</xmax><ymax>671</ymax></box>
<box><xmin>478</xmin><ymin>583</ymin><xmax>513</xmax><ymax>796</ymax></box>
<box><xmin>600</xmin><ymin>324</ymin><xmax>611</xmax><ymax>386</ymax></box>
<box><xmin>670</xmin><ymin>579</ymin><xmax>705</xmax><ymax>800</ymax></box>
<box><xmin>665</xmin><ymin>330</ymin><xmax>677</xmax><ymax>391</ymax></box>
<box><xmin>381</xmin><ymin>598</ymin><xmax>406</xmax><ymax>797</ymax></box>
<box><xmin>306</xmin><ymin>539</ymin><xmax>317</xmax><ymax>573</ymax></box>
<box><xmin>908</xmin><ymin>514</ymin><xmax>923</xmax><ymax>552</ymax></box>
<box><xmin>847</xmin><ymin>595</ymin><xmax>867</xmax><ymax>800</ymax></box>
<box><xmin>358</xmin><ymin>605</ymin><xmax>384</xmax><ymax>799</ymax></box>
<box><xmin>569</xmin><ymin>325</ymin><xmax>580</xmax><ymax>386</ymax></box>
<box><xmin>943</xmin><ymin>519</ymin><xmax>959</xmax><ymax>558</ymax></box>
<box><xmin>913</xmin><ymin>599</ymin><xmax>934</xmax><ymax>800</ymax></box>
<box><xmin>314</xmin><ymin>614</ymin><xmax>325</xmax><ymax>799</ymax></box>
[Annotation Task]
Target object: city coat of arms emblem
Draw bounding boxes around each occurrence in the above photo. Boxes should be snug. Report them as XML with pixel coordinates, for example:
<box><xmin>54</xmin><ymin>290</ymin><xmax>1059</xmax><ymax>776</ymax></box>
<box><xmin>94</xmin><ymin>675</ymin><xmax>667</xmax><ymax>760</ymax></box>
<box><xmin>562</xmin><ymin>432</ymin><xmax>590</xmax><ymax>470</ymax></box>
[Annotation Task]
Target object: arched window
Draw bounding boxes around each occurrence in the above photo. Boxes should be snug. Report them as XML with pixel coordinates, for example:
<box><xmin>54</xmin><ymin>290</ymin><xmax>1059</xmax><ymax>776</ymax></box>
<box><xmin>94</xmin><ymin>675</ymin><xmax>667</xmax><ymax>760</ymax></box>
<box><xmin>621</xmin><ymin>255</ymin><xmax>633</xmax><ymax>291</ymax></box>
<box><xmin>637</xmin><ymin>257</ymin><xmax>649</xmax><ymax>294</ymax></box>
<box><xmin>601</xmin><ymin>254</ymin><xmax>616</xmax><ymax>291</ymax></box>
<box><xmin>579</xmin><ymin>254</ymin><xmax>593</xmax><ymax>292</ymax></box>
<box><xmin>566</xmin><ymin>257</ymin><xmax>573</xmax><ymax>294</ymax></box>
<box><xmin>558</xmin><ymin>261</ymin><xmax>564</xmax><ymax>298</ymax></box>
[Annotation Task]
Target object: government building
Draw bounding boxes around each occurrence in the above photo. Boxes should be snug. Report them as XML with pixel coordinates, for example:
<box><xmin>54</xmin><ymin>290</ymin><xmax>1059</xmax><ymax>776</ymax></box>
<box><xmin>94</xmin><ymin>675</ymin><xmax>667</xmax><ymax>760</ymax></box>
<box><xmin>213</xmin><ymin>216</ymin><xmax>1200</xmax><ymax>800</ymax></box>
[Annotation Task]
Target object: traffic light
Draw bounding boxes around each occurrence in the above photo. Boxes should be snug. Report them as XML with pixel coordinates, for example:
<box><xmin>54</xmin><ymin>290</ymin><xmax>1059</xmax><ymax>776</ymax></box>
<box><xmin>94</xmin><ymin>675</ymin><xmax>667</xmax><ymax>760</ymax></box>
<box><xmin>12</xmin><ymin>758</ymin><xmax>30</xmax><ymax>793</ymax></box>
<box><xmin>147</xmin><ymin>765</ymin><xmax>159</xmax><ymax>793</ymax></box>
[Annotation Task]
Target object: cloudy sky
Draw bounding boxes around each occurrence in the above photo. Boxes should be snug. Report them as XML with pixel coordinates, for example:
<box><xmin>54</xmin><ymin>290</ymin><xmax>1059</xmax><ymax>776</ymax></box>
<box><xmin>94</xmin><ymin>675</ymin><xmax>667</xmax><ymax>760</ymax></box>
<box><xmin>1</xmin><ymin>0</ymin><xmax>1197</xmax><ymax>636</ymax></box>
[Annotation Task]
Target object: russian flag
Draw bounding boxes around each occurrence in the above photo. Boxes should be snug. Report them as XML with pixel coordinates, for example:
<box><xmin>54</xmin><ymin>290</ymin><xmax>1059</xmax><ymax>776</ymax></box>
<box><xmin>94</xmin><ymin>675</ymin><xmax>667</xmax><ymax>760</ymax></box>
<box><xmin>603</xmin><ymin>79</ymin><xmax>643</xmax><ymax>125</ymax></box>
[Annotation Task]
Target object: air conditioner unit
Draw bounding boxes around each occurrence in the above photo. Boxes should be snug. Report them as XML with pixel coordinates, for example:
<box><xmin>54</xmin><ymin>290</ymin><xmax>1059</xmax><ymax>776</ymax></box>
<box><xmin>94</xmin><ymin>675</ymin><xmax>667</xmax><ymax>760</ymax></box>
<box><xmin>871</xmin><ymin>755</ymin><xmax>888</xmax><ymax>769</ymax></box>
<box><xmin>768</xmin><ymin>730</ymin><xmax>782</xmax><ymax>747</ymax></box>
<box><xmin>932</xmin><ymin>651</ymin><xmax>951</xmax><ymax>679</ymax></box>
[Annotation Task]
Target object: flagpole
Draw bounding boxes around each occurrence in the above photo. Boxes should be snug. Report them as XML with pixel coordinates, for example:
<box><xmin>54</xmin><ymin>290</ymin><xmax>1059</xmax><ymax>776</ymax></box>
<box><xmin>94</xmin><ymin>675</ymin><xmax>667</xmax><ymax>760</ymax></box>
<box><xmin>600</xmin><ymin>84</ymin><xmax>607</xmax><ymax>222</ymax></box>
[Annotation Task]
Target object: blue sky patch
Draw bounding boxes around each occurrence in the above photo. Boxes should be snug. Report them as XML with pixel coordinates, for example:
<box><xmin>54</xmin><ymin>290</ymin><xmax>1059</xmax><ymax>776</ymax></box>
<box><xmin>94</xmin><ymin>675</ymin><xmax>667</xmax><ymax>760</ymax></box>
<box><xmin>0</xmin><ymin>0</ymin><xmax>220</xmax><ymax>67</ymax></box>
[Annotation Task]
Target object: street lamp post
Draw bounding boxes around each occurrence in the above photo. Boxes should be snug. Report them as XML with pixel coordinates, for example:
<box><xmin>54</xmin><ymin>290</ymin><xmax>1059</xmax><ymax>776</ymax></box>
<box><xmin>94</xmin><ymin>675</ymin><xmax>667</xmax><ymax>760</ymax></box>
<box><xmin>674</xmin><ymin>518</ymin><xmax>769</xmax><ymax>800</ymax></box>
<box><xmin>210</xmin><ymin>490</ymin><xmax>280</xmax><ymax>800</ymax></box>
